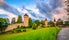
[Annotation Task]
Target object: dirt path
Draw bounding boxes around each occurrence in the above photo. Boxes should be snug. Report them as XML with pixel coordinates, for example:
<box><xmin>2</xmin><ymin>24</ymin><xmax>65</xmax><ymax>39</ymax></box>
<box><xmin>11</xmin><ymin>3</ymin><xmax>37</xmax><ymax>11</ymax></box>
<box><xmin>57</xmin><ymin>28</ymin><xmax>69</xmax><ymax>40</ymax></box>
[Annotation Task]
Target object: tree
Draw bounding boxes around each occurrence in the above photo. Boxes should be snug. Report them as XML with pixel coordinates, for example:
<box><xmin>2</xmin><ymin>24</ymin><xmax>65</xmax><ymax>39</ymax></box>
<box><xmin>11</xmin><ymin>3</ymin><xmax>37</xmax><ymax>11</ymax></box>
<box><xmin>65</xmin><ymin>0</ymin><xmax>69</xmax><ymax>21</ymax></box>
<box><xmin>34</xmin><ymin>20</ymin><xmax>40</xmax><ymax>27</ymax></box>
<box><xmin>56</xmin><ymin>19</ymin><xmax>63</xmax><ymax>26</ymax></box>
<box><xmin>17</xmin><ymin>15</ymin><xmax>22</xmax><ymax>23</ymax></box>
<box><xmin>65</xmin><ymin>21</ymin><xmax>69</xmax><ymax>26</ymax></box>
<box><xmin>11</xmin><ymin>18</ymin><xmax>16</xmax><ymax>24</ymax></box>
<box><xmin>28</xmin><ymin>18</ymin><xmax>32</xmax><ymax>28</ymax></box>
<box><xmin>32</xmin><ymin>23</ymin><xmax>37</xmax><ymax>30</ymax></box>
<box><xmin>64</xmin><ymin>0</ymin><xmax>69</xmax><ymax>26</ymax></box>
<box><xmin>6</xmin><ymin>18</ymin><xmax>10</xmax><ymax>24</ymax></box>
<box><xmin>41</xmin><ymin>20</ymin><xmax>45</xmax><ymax>27</ymax></box>
<box><xmin>0</xmin><ymin>18</ymin><xmax>8</xmax><ymax>33</ymax></box>
<box><xmin>48</xmin><ymin>21</ymin><xmax>55</xmax><ymax>27</ymax></box>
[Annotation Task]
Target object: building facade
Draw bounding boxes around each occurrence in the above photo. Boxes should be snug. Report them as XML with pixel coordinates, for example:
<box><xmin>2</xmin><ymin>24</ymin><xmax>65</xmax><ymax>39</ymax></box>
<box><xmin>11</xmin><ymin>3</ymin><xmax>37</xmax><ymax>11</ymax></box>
<box><xmin>24</xmin><ymin>14</ymin><xmax>29</xmax><ymax>27</ymax></box>
<box><xmin>45</xmin><ymin>19</ymin><xmax>48</xmax><ymax>27</ymax></box>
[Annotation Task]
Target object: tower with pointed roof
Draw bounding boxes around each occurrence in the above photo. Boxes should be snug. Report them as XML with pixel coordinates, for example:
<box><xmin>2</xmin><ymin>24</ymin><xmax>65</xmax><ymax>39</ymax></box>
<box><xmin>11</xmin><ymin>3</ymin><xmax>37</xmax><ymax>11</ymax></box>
<box><xmin>45</xmin><ymin>18</ymin><xmax>48</xmax><ymax>27</ymax></box>
<box><xmin>24</xmin><ymin>14</ymin><xmax>29</xmax><ymax>27</ymax></box>
<box><xmin>54</xmin><ymin>17</ymin><xmax>56</xmax><ymax>27</ymax></box>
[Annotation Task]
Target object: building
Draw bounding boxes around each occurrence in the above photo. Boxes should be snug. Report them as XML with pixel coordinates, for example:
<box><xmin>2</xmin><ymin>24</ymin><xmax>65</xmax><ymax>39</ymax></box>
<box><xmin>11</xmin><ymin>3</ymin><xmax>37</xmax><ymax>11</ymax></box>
<box><xmin>24</xmin><ymin>14</ymin><xmax>29</xmax><ymax>27</ymax></box>
<box><xmin>45</xmin><ymin>18</ymin><xmax>48</xmax><ymax>27</ymax></box>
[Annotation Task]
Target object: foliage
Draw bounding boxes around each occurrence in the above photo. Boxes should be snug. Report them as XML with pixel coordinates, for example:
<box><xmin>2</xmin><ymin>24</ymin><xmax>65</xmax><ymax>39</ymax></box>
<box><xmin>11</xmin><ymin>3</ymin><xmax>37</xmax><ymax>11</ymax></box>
<box><xmin>11</xmin><ymin>25</ymin><xmax>27</xmax><ymax>33</ymax></box>
<box><xmin>65</xmin><ymin>21</ymin><xmax>69</xmax><ymax>26</ymax></box>
<box><xmin>11</xmin><ymin>18</ymin><xmax>16</xmax><ymax>24</ymax></box>
<box><xmin>6</xmin><ymin>18</ymin><xmax>10</xmax><ymax>24</ymax></box>
<box><xmin>48</xmin><ymin>21</ymin><xmax>55</xmax><ymax>27</ymax></box>
<box><xmin>34</xmin><ymin>20</ymin><xmax>40</xmax><ymax>27</ymax></box>
<box><xmin>0</xmin><ymin>18</ymin><xmax>8</xmax><ymax>33</ymax></box>
<box><xmin>40</xmin><ymin>20</ymin><xmax>45</xmax><ymax>27</ymax></box>
<box><xmin>28</xmin><ymin>18</ymin><xmax>32</xmax><ymax>28</ymax></box>
<box><xmin>17</xmin><ymin>15</ymin><xmax>22</xmax><ymax>23</ymax></box>
<box><xmin>65</xmin><ymin>0</ymin><xmax>69</xmax><ymax>21</ymax></box>
<box><xmin>0</xmin><ymin>27</ymin><xmax>61</xmax><ymax>40</ymax></box>
<box><xmin>23</xmin><ymin>29</ymin><xmax>26</xmax><ymax>32</ymax></box>
<box><xmin>56</xmin><ymin>19</ymin><xmax>63</xmax><ymax>26</ymax></box>
<box><xmin>32</xmin><ymin>23</ymin><xmax>37</xmax><ymax>30</ymax></box>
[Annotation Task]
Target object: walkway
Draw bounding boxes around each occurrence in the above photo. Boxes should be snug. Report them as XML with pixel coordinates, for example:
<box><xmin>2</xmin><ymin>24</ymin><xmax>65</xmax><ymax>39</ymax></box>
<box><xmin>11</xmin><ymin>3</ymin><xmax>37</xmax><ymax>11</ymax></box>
<box><xmin>57</xmin><ymin>28</ymin><xmax>69</xmax><ymax>40</ymax></box>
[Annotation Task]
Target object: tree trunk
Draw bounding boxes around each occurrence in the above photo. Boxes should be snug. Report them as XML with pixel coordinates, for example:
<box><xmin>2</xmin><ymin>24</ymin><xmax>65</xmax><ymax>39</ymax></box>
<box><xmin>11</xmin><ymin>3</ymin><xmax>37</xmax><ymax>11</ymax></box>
<box><xmin>0</xmin><ymin>26</ymin><xmax>2</xmax><ymax>33</ymax></box>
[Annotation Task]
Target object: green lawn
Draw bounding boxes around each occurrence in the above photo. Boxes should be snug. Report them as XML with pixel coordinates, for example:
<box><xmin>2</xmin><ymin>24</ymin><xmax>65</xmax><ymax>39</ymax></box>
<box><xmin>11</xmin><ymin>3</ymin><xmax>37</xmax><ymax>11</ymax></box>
<box><xmin>0</xmin><ymin>27</ymin><xmax>61</xmax><ymax>40</ymax></box>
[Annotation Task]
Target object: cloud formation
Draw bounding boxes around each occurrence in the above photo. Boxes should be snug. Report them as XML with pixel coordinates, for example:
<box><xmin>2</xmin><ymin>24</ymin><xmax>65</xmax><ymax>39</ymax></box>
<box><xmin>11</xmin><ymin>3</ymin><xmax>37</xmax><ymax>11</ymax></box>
<box><xmin>35</xmin><ymin>0</ymin><xmax>66</xmax><ymax>20</ymax></box>
<box><xmin>0</xmin><ymin>0</ymin><xmax>67</xmax><ymax>21</ymax></box>
<box><xmin>18</xmin><ymin>0</ymin><xmax>66</xmax><ymax>21</ymax></box>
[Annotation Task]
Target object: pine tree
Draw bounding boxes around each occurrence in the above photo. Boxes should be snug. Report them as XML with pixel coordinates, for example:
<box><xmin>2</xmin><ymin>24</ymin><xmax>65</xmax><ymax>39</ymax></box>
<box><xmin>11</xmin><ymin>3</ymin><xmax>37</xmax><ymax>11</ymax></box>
<box><xmin>17</xmin><ymin>15</ymin><xmax>22</xmax><ymax>23</ymax></box>
<box><xmin>41</xmin><ymin>20</ymin><xmax>45</xmax><ymax>27</ymax></box>
<box><xmin>11</xmin><ymin>18</ymin><xmax>16</xmax><ymax>24</ymax></box>
<box><xmin>34</xmin><ymin>20</ymin><xmax>40</xmax><ymax>27</ymax></box>
<box><xmin>29</xmin><ymin>18</ymin><xmax>32</xmax><ymax>28</ymax></box>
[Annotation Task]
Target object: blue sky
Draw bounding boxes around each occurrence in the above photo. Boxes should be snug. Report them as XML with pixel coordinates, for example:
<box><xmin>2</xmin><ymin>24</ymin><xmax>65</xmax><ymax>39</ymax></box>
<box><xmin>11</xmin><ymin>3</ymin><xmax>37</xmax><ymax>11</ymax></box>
<box><xmin>5</xmin><ymin>0</ymin><xmax>36</xmax><ymax>8</ymax></box>
<box><xmin>1</xmin><ymin>0</ymin><xmax>66</xmax><ymax>21</ymax></box>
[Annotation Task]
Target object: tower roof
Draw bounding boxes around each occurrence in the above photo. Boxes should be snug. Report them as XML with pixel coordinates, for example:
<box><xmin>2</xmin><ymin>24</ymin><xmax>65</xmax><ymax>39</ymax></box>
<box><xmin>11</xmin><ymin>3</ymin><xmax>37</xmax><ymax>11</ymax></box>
<box><xmin>45</xmin><ymin>18</ymin><xmax>48</xmax><ymax>21</ymax></box>
<box><xmin>24</xmin><ymin>14</ymin><xmax>29</xmax><ymax>16</ymax></box>
<box><xmin>54</xmin><ymin>17</ymin><xmax>56</xmax><ymax>22</ymax></box>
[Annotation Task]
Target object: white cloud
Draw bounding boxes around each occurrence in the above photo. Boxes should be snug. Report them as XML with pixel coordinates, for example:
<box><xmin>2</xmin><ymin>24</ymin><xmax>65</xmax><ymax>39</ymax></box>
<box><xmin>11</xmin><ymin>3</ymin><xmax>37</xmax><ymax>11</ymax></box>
<box><xmin>17</xmin><ymin>5</ymin><xmax>46</xmax><ymax>20</ymax></box>
<box><xmin>51</xmin><ymin>7</ymin><xmax>67</xmax><ymax>21</ymax></box>
<box><xmin>0</xmin><ymin>9</ymin><xmax>18</xmax><ymax>22</ymax></box>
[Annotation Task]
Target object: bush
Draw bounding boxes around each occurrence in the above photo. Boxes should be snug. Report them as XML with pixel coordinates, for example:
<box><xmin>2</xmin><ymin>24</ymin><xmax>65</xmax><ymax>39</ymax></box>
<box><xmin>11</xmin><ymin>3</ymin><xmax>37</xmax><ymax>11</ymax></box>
<box><xmin>11</xmin><ymin>29</ymin><xmax>17</xmax><ymax>33</ymax></box>
<box><xmin>23</xmin><ymin>29</ymin><xmax>26</xmax><ymax>32</ymax></box>
<box><xmin>65</xmin><ymin>21</ymin><xmax>69</xmax><ymax>26</ymax></box>
<box><xmin>32</xmin><ymin>23</ymin><xmax>37</xmax><ymax>30</ymax></box>
<box><xmin>17</xmin><ymin>25</ymin><xmax>20</xmax><ymax>28</ymax></box>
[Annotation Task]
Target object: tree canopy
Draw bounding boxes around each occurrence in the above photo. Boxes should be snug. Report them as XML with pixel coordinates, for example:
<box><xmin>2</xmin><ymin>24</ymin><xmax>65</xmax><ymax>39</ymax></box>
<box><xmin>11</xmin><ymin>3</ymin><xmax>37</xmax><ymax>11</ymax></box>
<box><xmin>17</xmin><ymin>15</ymin><xmax>22</xmax><ymax>23</ymax></box>
<box><xmin>0</xmin><ymin>18</ymin><xmax>8</xmax><ymax>33</ymax></box>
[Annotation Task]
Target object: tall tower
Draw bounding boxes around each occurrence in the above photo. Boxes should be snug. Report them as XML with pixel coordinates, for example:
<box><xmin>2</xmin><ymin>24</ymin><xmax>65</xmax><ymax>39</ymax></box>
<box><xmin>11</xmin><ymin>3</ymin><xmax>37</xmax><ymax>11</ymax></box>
<box><xmin>45</xmin><ymin>18</ymin><xmax>48</xmax><ymax>27</ymax></box>
<box><xmin>24</xmin><ymin>14</ymin><xmax>29</xmax><ymax>27</ymax></box>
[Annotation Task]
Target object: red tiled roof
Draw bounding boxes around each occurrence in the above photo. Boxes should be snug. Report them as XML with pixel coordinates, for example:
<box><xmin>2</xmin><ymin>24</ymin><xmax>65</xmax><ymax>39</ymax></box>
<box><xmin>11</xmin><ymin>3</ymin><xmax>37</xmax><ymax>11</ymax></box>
<box><xmin>24</xmin><ymin>14</ymin><xmax>28</xmax><ymax>16</ymax></box>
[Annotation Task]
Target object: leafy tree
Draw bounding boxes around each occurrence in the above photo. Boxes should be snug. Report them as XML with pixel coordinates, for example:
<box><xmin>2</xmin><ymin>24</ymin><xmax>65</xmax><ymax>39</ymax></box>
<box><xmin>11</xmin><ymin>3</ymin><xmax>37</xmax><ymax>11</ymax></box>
<box><xmin>64</xmin><ymin>0</ymin><xmax>69</xmax><ymax>26</ymax></box>
<box><xmin>65</xmin><ymin>0</ymin><xmax>69</xmax><ymax>21</ymax></box>
<box><xmin>65</xmin><ymin>21</ymin><xmax>69</xmax><ymax>26</ymax></box>
<box><xmin>17</xmin><ymin>15</ymin><xmax>22</xmax><ymax>23</ymax></box>
<box><xmin>11</xmin><ymin>18</ymin><xmax>16</xmax><ymax>24</ymax></box>
<box><xmin>41</xmin><ymin>20</ymin><xmax>45</xmax><ymax>27</ymax></box>
<box><xmin>56</xmin><ymin>19</ymin><xmax>63</xmax><ymax>26</ymax></box>
<box><xmin>32</xmin><ymin>23</ymin><xmax>37</xmax><ymax>30</ymax></box>
<box><xmin>48</xmin><ymin>21</ymin><xmax>55</xmax><ymax>27</ymax></box>
<box><xmin>6</xmin><ymin>18</ymin><xmax>10</xmax><ymax>24</ymax></box>
<box><xmin>34</xmin><ymin>20</ymin><xmax>40</xmax><ymax>27</ymax></box>
<box><xmin>0</xmin><ymin>18</ymin><xmax>8</xmax><ymax>33</ymax></box>
<box><xmin>28</xmin><ymin>18</ymin><xmax>32</xmax><ymax>28</ymax></box>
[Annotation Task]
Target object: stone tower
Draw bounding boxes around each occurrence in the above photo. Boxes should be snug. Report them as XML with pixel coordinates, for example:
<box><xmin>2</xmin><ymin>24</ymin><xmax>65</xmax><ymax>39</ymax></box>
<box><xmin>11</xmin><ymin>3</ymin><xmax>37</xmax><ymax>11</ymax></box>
<box><xmin>45</xmin><ymin>19</ymin><xmax>48</xmax><ymax>27</ymax></box>
<box><xmin>24</xmin><ymin>14</ymin><xmax>29</xmax><ymax>27</ymax></box>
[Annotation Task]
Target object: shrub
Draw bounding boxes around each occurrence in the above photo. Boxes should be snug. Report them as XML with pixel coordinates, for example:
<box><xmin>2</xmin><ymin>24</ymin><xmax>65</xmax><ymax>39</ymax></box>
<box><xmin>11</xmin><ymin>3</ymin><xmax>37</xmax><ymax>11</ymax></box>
<box><xmin>23</xmin><ymin>29</ymin><xmax>26</xmax><ymax>32</ymax></box>
<box><xmin>17</xmin><ymin>25</ymin><xmax>20</xmax><ymax>28</ymax></box>
<box><xmin>65</xmin><ymin>21</ymin><xmax>69</xmax><ymax>26</ymax></box>
<box><xmin>11</xmin><ymin>29</ymin><xmax>17</xmax><ymax>33</ymax></box>
<box><xmin>32</xmin><ymin>23</ymin><xmax>37</xmax><ymax>30</ymax></box>
<box><xmin>16</xmin><ymin>29</ymin><xmax>22</xmax><ymax>33</ymax></box>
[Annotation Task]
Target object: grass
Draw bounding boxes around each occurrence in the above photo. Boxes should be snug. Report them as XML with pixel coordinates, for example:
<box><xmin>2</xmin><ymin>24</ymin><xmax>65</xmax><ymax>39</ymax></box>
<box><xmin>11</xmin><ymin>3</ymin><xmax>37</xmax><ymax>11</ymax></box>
<box><xmin>0</xmin><ymin>27</ymin><xmax>61</xmax><ymax>40</ymax></box>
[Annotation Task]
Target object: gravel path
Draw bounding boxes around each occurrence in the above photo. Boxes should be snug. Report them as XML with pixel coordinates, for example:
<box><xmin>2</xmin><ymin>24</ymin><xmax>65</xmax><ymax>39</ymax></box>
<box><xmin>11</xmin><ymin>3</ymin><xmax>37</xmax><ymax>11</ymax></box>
<box><xmin>57</xmin><ymin>28</ymin><xmax>69</xmax><ymax>40</ymax></box>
